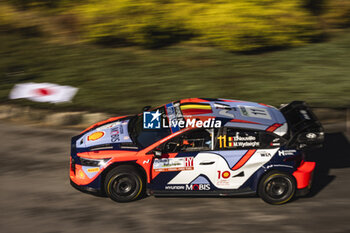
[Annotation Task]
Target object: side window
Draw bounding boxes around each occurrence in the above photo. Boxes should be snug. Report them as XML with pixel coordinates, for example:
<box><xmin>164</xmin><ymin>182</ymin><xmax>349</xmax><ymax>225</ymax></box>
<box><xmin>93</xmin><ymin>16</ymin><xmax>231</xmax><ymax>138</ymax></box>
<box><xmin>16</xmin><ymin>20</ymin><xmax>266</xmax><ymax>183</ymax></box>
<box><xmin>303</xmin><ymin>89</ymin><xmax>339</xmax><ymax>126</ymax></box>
<box><xmin>161</xmin><ymin>129</ymin><xmax>214</xmax><ymax>153</ymax></box>
<box><xmin>134</xmin><ymin>106</ymin><xmax>171</xmax><ymax>148</ymax></box>
<box><xmin>215</xmin><ymin>128</ymin><xmax>285</xmax><ymax>150</ymax></box>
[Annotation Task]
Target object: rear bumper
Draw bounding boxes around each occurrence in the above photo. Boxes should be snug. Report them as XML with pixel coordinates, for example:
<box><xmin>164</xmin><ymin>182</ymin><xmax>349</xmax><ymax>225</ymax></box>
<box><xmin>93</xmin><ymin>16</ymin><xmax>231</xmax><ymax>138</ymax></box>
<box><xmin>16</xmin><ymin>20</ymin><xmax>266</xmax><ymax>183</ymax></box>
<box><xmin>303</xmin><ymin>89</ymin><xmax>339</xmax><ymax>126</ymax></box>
<box><xmin>296</xmin><ymin>186</ymin><xmax>311</xmax><ymax>196</ymax></box>
<box><xmin>293</xmin><ymin>161</ymin><xmax>316</xmax><ymax>196</ymax></box>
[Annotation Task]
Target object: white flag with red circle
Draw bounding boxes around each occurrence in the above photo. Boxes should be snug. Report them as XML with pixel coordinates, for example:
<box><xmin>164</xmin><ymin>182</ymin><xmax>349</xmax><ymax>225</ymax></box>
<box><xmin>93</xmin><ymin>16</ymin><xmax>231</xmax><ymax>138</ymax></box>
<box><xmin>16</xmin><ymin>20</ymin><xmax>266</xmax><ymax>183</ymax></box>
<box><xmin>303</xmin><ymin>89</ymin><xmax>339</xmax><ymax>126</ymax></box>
<box><xmin>9</xmin><ymin>83</ymin><xmax>78</xmax><ymax>103</ymax></box>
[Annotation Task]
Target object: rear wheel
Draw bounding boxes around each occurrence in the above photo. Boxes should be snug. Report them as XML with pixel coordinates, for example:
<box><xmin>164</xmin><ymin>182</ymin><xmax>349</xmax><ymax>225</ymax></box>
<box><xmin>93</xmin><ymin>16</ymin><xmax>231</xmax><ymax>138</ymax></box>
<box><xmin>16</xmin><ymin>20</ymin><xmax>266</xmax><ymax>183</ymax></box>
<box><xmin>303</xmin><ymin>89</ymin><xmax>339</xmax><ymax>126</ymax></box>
<box><xmin>258</xmin><ymin>171</ymin><xmax>296</xmax><ymax>205</ymax></box>
<box><xmin>104</xmin><ymin>165</ymin><xmax>145</xmax><ymax>202</ymax></box>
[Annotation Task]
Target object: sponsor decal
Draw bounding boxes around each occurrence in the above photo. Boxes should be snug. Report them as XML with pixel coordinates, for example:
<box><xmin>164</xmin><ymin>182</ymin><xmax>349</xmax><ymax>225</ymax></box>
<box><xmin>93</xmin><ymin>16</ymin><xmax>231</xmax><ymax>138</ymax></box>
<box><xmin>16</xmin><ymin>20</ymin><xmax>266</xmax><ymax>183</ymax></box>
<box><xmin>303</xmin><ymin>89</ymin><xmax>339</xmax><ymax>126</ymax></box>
<box><xmin>270</xmin><ymin>137</ymin><xmax>281</xmax><ymax>146</ymax></box>
<box><xmin>165</xmin><ymin>185</ymin><xmax>185</xmax><ymax>190</ymax></box>
<box><xmin>260</xmin><ymin>151</ymin><xmax>272</xmax><ymax>157</ymax></box>
<box><xmin>218</xmin><ymin>170</ymin><xmax>231</xmax><ymax>179</ymax></box>
<box><xmin>111</xmin><ymin>126</ymin><xmax>121</xmax><ymax>142</ymax></box>
<box><xmin>185</xmin><ymin>184</ymin><xmax>210</xmax><ymax>191</ymax></box>
<box><xmin>278</xmin><ymin>150</ymin><xmax>297</xmax><ymax>156</ymax></box>
<box><xmin>164</xmin><ymin>184</ymin><xmax>210</xmax><ymax>191</ymax></box>
<box><xmin>270</xmin><ymin>143</ymin><xmax>280</xmax><ymax>146</ymax></box>
<box><xmin>266</xmin><ymin>164</ymin><xmax>294</xmax><ymax>169</ymax></box>
<box><xmin>87</xmin><ymin>131</ymin><xmax>104</xmax><ymax>141</ymax></box>
<box><xmin>154</xmin><ymin>157</ymin><xmax>194</xmax><ymax>172</ymax></box>
<box><xmin>96</xmin><ymin>122</ymin><xmax>121</xmax><ymax>131</ymax></box>
<box><xmin>143</xmin><ymin>159</ymin><xmax>150</xmax><ymax>164</ymax></box>
<box><xmin>300</xmin><ymin>110</ymin><xmax>311</xmax><ymax>120</ymax></box>
<box><xmin>217</xmin><ymin>170</ymin><xmax>231</xmax><ymax>186</ymax></box>
<box><xmin>185</xmin><ymin>157</ymin><xmax>194</xmax><ymax>167</ymax></box>
<box><xmin>87</xmin><ymin>167</ymin><xmax>100</xmax><ymax>173</ymax></box>
<box><xmin>143</xmin><ymin>110</ymin><xmax>162</xmax><ymax>129</ymax></box>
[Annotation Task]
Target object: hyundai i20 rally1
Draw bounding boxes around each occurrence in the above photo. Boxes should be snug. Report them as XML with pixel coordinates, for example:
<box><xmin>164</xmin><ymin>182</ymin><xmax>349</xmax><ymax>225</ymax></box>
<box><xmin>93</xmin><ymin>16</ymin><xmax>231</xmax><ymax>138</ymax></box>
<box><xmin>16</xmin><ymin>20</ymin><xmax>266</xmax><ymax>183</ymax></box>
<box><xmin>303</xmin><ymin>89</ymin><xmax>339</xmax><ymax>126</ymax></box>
<box><xmin>70</xmin><ymin>98</ymin><xmax>324</xmax><ymax>204</ymax></box>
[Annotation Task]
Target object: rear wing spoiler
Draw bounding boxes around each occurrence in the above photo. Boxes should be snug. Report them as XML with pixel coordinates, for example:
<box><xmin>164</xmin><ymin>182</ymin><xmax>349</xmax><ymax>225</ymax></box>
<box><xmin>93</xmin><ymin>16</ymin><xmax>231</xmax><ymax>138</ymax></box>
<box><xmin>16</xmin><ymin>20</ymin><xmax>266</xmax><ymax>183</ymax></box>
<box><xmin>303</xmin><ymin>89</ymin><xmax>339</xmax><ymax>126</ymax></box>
<box><xmin>280</xmin><ymin>101</ymin><xmax>324</xmax><ymax>149</ymax></box>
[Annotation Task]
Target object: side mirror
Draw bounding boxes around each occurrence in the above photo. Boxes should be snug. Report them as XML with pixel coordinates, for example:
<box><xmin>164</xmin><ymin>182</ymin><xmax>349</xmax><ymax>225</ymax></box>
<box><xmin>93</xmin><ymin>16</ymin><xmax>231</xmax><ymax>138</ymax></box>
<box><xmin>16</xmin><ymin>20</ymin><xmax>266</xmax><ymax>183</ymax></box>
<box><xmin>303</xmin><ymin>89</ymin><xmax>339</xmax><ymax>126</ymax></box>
<box><xmin>153</xmin><ymin>150</ymin><xmax>162</xmax><ymax>157</ymax></box>
<box><xmin>143</xmin><ymin>106</ymin><xmax>151</xmax><ymax>111</ymax></box>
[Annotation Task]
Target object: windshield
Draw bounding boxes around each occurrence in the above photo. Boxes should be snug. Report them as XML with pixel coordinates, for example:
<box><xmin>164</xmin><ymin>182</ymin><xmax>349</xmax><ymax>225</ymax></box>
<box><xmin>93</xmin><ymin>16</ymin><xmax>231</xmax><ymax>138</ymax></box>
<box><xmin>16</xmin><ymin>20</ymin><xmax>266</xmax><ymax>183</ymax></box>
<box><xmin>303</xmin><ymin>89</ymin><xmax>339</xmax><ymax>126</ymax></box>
<box><xmin>128</xmin><ymin>106</ymin><xmax>171</xmax><ymax>148</ymax></box>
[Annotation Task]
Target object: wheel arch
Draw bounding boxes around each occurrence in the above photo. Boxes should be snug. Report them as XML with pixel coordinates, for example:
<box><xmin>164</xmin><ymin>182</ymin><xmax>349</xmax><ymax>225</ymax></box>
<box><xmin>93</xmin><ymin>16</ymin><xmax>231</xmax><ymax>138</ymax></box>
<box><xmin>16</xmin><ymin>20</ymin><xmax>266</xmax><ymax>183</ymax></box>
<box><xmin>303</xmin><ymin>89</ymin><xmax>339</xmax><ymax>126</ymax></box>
<box><xmin>258</xmin><ymin>167</ymin><xmax>296</xmax><ymax>186</ymax></box>
<box><xmin>257</xmin><ymin>168</ymin><xmax>297</xmax><ymax>204</ymax></box>
<box><xmin>100</xmin><ymin>161</ymin><xmax>147</xmax><ymax>194</ymax></box>
<box><xmin>248</xmin><ymin>166</ymin><xmax>296</xmax><ymax>194</ymax></box>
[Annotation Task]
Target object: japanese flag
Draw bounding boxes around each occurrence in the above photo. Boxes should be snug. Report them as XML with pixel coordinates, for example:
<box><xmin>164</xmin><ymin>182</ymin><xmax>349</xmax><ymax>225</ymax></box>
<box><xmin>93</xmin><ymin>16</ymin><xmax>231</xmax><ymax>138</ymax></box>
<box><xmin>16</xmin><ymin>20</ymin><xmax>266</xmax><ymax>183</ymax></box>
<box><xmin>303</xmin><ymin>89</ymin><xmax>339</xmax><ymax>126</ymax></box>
<box><xmin>9</xmin><ymin>82</ymin><xmax>78</xmax><ymax>103</ymax></box>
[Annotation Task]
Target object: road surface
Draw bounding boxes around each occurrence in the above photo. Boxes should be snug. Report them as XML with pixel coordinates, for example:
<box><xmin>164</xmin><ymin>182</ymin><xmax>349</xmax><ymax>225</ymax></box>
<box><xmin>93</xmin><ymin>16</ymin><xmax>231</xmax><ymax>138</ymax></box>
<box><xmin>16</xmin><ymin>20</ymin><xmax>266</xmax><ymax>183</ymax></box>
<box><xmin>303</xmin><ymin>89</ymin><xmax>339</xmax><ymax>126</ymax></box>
<box><xmin>1</xmin><ymin>121</ymin><xmax>349</xmax><ymax>233</ymax></box>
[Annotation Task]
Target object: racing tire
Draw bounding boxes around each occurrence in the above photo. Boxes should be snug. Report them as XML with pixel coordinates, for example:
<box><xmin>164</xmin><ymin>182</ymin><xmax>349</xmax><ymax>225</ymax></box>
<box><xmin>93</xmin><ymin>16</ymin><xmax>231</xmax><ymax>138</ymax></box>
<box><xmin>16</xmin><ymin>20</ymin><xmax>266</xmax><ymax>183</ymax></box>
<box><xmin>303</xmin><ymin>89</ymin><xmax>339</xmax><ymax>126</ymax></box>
<box><xmin>258</xmin><ymin>171</ymin><xmax>296</xmax><ymax>205</ymax></box>
<box><xmin>104</xmin><ymin>165</ymin><xmax>145</xmax><ymax>203</ymax></box>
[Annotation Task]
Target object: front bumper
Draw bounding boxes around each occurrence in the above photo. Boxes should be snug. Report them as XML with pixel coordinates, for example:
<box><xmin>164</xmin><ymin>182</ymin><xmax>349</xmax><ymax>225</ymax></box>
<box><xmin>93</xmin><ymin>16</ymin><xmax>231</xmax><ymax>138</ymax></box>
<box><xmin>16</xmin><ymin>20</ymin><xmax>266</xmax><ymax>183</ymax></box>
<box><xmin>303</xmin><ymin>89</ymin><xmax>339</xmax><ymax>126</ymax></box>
<box><xmin>293</xmin><ymin>161</ymin><xmax>316</xmax><ymax>196</ymax></box>
<box><xmin>70</xmin><ymin>179</ymin><xmax>101</xmax><ymax>194</ymax></box>
<box><xmin>70</xmin><ymin>157</ymin><xmax>103</xmax><ymax>194</ymax></box>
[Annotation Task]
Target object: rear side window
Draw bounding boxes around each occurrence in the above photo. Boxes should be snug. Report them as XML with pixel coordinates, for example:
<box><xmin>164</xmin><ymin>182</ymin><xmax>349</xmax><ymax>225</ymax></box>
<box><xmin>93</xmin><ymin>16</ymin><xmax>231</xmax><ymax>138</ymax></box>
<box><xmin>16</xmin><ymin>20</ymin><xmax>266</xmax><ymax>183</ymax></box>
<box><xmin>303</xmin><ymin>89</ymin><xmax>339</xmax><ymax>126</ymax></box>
<box><xmin>215</xmin><ymin>128</ymin><xmax>284</xmax><ymax>150</ymax></box>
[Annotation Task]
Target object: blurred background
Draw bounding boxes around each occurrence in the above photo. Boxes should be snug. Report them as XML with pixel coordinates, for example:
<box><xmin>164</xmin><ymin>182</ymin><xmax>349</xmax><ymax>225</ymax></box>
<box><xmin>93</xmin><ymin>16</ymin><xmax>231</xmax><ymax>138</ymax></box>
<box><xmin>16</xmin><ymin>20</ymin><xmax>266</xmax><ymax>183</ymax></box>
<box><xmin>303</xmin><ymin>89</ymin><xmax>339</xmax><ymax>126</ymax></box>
<box><xmin>1</xmin><ymin>2</ymin><xmax>350</xmax><ymax>233</ymax></box>
<box><xmin>0</xmin><ymin>0</ymin><xmax>349</xmax><ymax>113</ymax></box>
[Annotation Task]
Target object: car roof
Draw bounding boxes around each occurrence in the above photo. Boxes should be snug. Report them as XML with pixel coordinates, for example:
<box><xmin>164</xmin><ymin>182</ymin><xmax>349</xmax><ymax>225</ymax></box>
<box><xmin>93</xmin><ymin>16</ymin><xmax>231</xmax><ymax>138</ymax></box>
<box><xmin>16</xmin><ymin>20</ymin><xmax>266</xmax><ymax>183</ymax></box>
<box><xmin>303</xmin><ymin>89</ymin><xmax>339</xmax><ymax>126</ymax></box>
<box><xmin>167</xmin><ymin>98</ymin><xmax>287</xmax><ymax>132</ymax></box>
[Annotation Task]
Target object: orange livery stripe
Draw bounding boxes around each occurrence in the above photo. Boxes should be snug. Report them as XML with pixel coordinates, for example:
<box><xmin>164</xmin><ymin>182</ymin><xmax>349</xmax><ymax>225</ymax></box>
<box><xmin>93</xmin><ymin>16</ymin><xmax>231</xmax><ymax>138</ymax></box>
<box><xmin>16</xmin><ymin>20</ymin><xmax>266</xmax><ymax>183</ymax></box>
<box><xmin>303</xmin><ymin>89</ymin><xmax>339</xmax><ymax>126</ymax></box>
<box><xmin>232</xmin><ymin>149</ymin><xmax>257</xmax><ymax>170</ymax></box>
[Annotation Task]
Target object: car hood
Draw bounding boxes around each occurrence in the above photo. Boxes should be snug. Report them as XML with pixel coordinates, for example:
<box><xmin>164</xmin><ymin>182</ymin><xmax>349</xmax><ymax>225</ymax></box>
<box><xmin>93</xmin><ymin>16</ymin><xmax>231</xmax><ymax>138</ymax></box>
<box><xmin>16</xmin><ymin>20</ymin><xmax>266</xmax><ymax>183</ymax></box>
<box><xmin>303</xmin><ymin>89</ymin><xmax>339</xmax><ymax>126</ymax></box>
<box><xmin>75</xmin><ymin>119</ymin><xmax>132</xmax><ymax>148</ymax></box>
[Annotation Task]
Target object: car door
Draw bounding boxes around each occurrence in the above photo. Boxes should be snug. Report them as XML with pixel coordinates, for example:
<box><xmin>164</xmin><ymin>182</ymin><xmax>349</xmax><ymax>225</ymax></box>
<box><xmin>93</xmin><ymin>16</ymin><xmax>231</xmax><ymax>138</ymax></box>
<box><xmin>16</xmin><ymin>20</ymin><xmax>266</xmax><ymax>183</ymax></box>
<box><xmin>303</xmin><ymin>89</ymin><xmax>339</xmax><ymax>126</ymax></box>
<box><xmin>213</xmin><ymin>127</ymin><xmax>281</xmax><ymax>190</ymax></box>
<box><xmin>150</xmin><ymin>128</ymin><xmax>219</xmax><ymax>192</ymax></box>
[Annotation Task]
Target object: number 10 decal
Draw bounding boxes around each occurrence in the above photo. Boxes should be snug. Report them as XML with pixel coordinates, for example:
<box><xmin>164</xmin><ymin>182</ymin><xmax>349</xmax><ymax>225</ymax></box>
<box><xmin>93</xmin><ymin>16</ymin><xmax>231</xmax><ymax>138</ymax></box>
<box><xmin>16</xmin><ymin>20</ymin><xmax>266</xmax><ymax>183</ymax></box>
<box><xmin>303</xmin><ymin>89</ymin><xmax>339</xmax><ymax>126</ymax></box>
<box><xmin>218</xmin><ymin>170</ymin><xmax>231</xmax><ymax>179</ymax></box>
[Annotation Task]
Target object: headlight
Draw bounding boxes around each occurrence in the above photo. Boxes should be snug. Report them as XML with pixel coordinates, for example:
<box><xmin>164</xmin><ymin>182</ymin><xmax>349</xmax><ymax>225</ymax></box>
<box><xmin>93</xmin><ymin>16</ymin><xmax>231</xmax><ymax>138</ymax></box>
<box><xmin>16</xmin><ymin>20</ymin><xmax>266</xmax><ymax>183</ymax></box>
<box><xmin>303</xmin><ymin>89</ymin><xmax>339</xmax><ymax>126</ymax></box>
<box><xmin>80</xmin><ymin>158</ymin><xmax>111</xmax><ymax>167</ymax></box>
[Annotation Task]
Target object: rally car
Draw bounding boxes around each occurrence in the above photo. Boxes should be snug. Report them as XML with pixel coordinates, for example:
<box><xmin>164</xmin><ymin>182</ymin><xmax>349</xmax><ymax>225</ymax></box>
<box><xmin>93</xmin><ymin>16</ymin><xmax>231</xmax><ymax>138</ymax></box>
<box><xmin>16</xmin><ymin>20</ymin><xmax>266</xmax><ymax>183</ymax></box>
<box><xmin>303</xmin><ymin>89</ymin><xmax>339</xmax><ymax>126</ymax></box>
<box><xmin>70</xmin><ymin>98</ymin><xmax>324</xmax><ymax>204</ymax></box>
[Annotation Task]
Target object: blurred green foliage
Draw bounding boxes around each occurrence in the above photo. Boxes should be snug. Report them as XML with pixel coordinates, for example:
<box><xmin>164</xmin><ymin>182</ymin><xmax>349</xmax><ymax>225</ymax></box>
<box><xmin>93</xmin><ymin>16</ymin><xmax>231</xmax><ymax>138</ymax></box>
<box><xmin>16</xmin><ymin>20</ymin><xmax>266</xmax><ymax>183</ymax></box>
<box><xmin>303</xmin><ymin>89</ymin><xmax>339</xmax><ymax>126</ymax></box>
<box><xmin>73</xmin><ymin>0</ymin><xmax>321</xmax><ymax>51</ymax></box>
<box><xmin>1</xmin><ymin>28</ymin><xmax>350</xmax><ymax>113</ymax></box>
<box><xmin>185</xmin><ymin>1</ymin><xmax>320</xmax><ymax>51</ymax></box>
<box><xmin>323</xmin><ymin>0</ymin><xmax>350</xmax><ymax>28</ymax></box>
<box><xmin>1</xmin><ymin>0</ymin><xmax>349</xmax><ymax>113</ymax></box>
<box><xmin>74</xmin><ymin>0</ymin><xmax>194</xmax><ymax>48</ymax></box>
<box><xmin>5</xmin><ymin>0</ymin><xmax>65</xmax><ymax>9</ymax></box>
<box><xmin>1</xmin><ymin>0</ymin><xmax>350</xmax><ymax>51</ymax></box>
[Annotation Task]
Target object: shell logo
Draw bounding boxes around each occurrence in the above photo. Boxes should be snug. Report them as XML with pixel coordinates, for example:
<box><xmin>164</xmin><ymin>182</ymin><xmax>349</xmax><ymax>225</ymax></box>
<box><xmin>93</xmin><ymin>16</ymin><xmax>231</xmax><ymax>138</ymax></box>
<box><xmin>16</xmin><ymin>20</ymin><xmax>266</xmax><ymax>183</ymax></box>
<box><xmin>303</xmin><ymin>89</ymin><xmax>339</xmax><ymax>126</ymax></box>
<box><xmin>87</xmin><ymin>131</ymin><xmax>104</xmax><ymax>141</ymax></box>
<box><xmin>222</xmin><ymin>171</ymin><xmax>231</xmax><ymax>179</ymax></box>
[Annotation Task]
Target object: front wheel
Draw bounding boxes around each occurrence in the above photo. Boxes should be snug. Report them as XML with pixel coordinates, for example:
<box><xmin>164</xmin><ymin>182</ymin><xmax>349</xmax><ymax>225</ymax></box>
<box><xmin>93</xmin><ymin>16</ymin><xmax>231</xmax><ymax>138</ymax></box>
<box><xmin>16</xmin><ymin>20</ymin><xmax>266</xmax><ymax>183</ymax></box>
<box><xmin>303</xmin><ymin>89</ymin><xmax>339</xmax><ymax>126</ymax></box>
<box><xmin>258</xmin><ymin>171</ymin><xmax>296</xmax><ymax>205</ymax></box>
<box><xmin>104</xmin><ymin>165</ymin><xmax>145</xmax><ymax>202</ymax></box>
